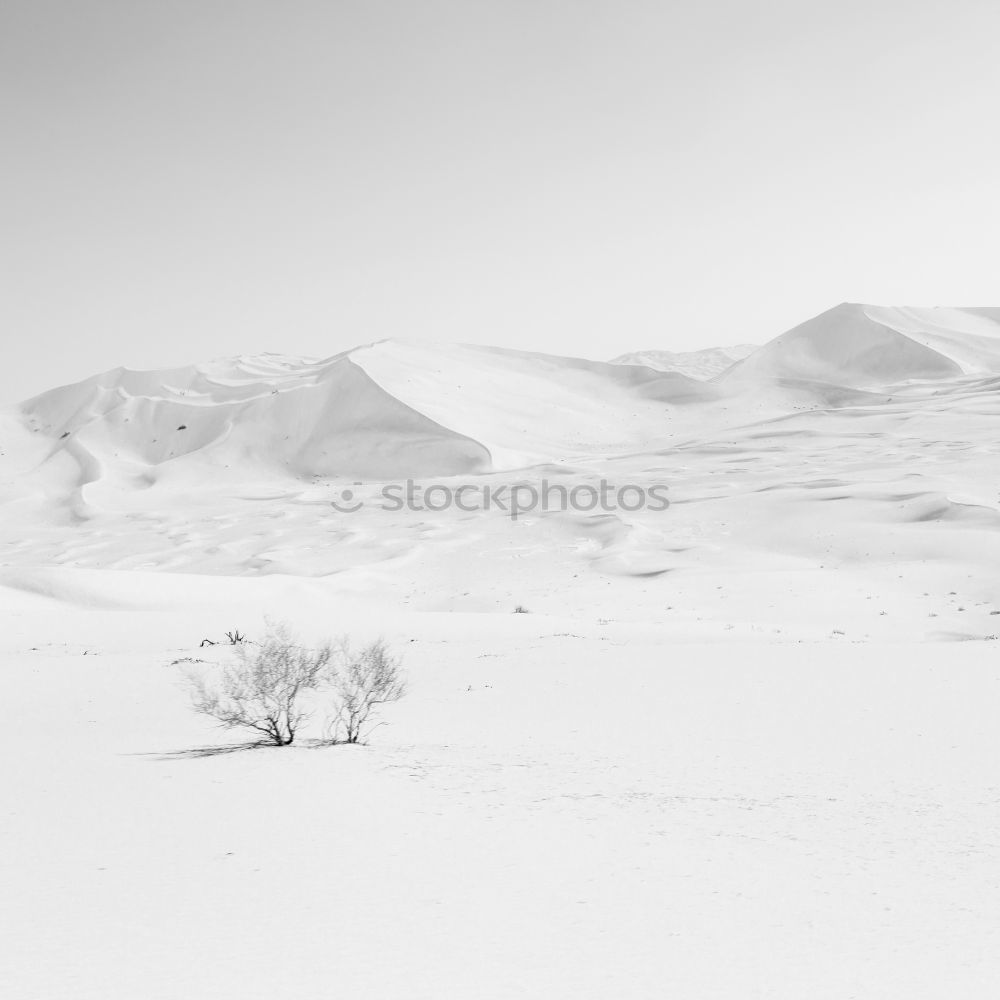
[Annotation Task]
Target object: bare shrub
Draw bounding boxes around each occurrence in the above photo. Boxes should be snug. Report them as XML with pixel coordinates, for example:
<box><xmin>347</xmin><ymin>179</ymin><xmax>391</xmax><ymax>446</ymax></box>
<box><xmin>187</xmin><ymin>622</ymin><xmax>331</xmax><ymax>746</ymax></box>
<box><xmin>325</xmin><ymin>638</ymin><xmax>406</xmax><ymax>745</ymax></box>
<box><xmin>199</xmin><ymin>630</ymin><xmax>245</xmax><ymax>648</ymax></box>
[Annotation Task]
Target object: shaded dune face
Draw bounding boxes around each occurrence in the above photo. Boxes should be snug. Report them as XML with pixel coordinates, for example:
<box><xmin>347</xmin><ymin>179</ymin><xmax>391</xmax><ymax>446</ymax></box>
<box><xmin>628</xmin><ymin>369</ymin><xmax>724</xmax><ymax>404</ymax></box>
<box><xmin>281</xmin><ymin>360</ymin><xmax>492</xmax><ymax>478</ymax></box>
<box><xmin>725</xmin><ymin>304</ymin><xmax>964</xmax><ymax>388</ymax></box>
<box><xmin>19</xmin><ymin>356</ymin><xmax>492</xmax><ymax>485</ymax></box>
<box><xmin>348</xmin><ymin>340</ymin><xmax>727</xmax><ymax>467</ymax></box>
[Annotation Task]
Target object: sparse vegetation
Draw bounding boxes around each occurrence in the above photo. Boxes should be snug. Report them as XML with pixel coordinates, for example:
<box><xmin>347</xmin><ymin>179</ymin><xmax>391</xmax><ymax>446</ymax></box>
<box><xmin>324</xmin><ymin>638</ymin><xmax>406</xmax><ymax>745</ymax></box>
<box><xmin>199</xmin><ymin>629</ymin><xmax>246</xmax><ymax>647</ymax></box>
<box><xmin>186</xmin><ymin>622</ymin><xmax>330</xmax><ymax>746</ymax></box>
<box><xmin>185</xmin><ymin>623</ymin><xmax>405</xmax><ymax>748</ymax></box>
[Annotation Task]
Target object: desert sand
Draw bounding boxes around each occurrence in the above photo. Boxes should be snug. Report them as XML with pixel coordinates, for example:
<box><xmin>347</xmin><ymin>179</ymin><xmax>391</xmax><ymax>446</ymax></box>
<box><xmin>2</xmin><ymin>303</ymin><xmax>1000</xmax><ymax>998</ymax></box>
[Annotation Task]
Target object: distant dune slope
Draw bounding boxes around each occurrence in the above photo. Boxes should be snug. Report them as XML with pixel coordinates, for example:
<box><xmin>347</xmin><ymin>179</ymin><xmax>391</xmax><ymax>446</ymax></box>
<box><xmin>610</xmin><ymin>345</ymin><xmax>756</xmax><ymax>379</ymax></box>
<box><xmin>722</xmin><ymin>303</ymin><xmax>1000</xmax><ymax>389</ymax></box>
<box><xmin>862</xmin><ymin>306</ymin><xmax>1000</xmax><ymax>374</ymax></box>
<box><xmin>349</xmin><ymin>341</ymin><xmax>722</xmax><ymax>467</ymax></box>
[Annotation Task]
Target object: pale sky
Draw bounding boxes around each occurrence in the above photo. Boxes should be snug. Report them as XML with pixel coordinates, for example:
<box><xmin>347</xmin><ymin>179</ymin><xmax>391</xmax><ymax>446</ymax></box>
<box><xmin>3</xmin><ymin>0</ymin><xmax>1000</xmax><ymax>402</ymax></box>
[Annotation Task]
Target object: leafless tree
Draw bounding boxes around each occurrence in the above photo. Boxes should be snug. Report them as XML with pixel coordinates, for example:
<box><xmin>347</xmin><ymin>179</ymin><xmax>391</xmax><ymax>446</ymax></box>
<box><xmin>186</xmin><ymin>622</ymin><xmax>331</xmax><ymax>746</ymax></box>
<box><xmin>325</xmin><ymin>638</ymin><xmax>406</xmax><ymax>744</ymax></box>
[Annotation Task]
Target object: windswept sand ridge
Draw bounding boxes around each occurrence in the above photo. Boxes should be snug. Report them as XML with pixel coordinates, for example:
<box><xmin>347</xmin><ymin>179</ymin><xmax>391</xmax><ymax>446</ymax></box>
<box><xmin>863</xmin><ymin>305</ymin><xmax>1000</xmax><ymax>374</ymax></box>
<box><xmin>348</xmin><ymin>340</ymin><xmax>724</xmax><ymax>466</ymax></box>
<box><xmin>19</xmin><ymin>353</ymin><xmax>493</xmax><ymax>493</ymax></box>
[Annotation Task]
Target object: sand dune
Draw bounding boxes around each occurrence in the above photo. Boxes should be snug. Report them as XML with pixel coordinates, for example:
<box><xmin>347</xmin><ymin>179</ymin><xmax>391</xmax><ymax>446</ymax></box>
<box><xmin>15</xmin><ymin>340</ymin><xmax>728</xmax><ymax>490</ymax></box>
<box><xmin>350</xmin><ymin>340</ymin><xmax>728</xmax><ymax>466</ymax></box>
<box><xmin>723</xmin><ymin>303</ymin><xmax>1000</xmax><ymax>389</ymax></box>
<box><xmin>611</xmin><ymin>344</ymin><xmax>756</xmax><ymax>379</ymax></box>
<box><xmin>21</xmin><ymin>353</ymin><xmax>493</xmax><ymax>489</ymax></box>
<box><xmin>23</xmin><ymin>302</ymin><xmax>998</xmax><ymax>500</ymax></box>
<box><xmin>2</xmin><ymin>303</ymin><xmax>1000</xmax><ymax>641</ymax></box>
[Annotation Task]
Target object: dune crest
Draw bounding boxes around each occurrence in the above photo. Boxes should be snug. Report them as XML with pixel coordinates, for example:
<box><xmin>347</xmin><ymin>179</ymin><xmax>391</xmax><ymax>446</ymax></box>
<box><xmin>722</xmin><ymin>303</ymin><xmax>1000</xmax><ymax>389</ymax></box>
<box><xmin>13</xmin><ymin>340</ymin><xmax>732</xmax><ymax>489</ymax></box>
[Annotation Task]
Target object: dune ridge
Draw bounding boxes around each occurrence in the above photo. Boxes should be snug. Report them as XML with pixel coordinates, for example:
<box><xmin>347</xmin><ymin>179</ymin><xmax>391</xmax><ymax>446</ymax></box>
<box><xmin>16</xmin><ymin>302</ymin><xmax>999</xmax><ymax>495</ymax></box>
<box><xmin>13</xmin><ymin>340</ymin><xmax>733</xmax><ymax>491</ymax></box>
<box><xmin>1</xmin><ymin>302</ymin><xmax>999</xmax><ymax>643</ymax></box>
<box><xmin>722</xmin><ymin>303</ymin><xmax>1000</xmax><ymax>389</ymax></box>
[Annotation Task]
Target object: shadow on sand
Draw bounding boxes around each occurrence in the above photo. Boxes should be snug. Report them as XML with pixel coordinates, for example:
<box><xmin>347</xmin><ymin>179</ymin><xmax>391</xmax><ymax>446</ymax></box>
<box><xmin>134</xmin><ymin>738</ymin><xmax>339</xmax><ymax>760</ymax></box>
<box><xmin>141</xmin><ymin>741</ymin><xmax>272</xmax><ymax>760</ymax></box>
